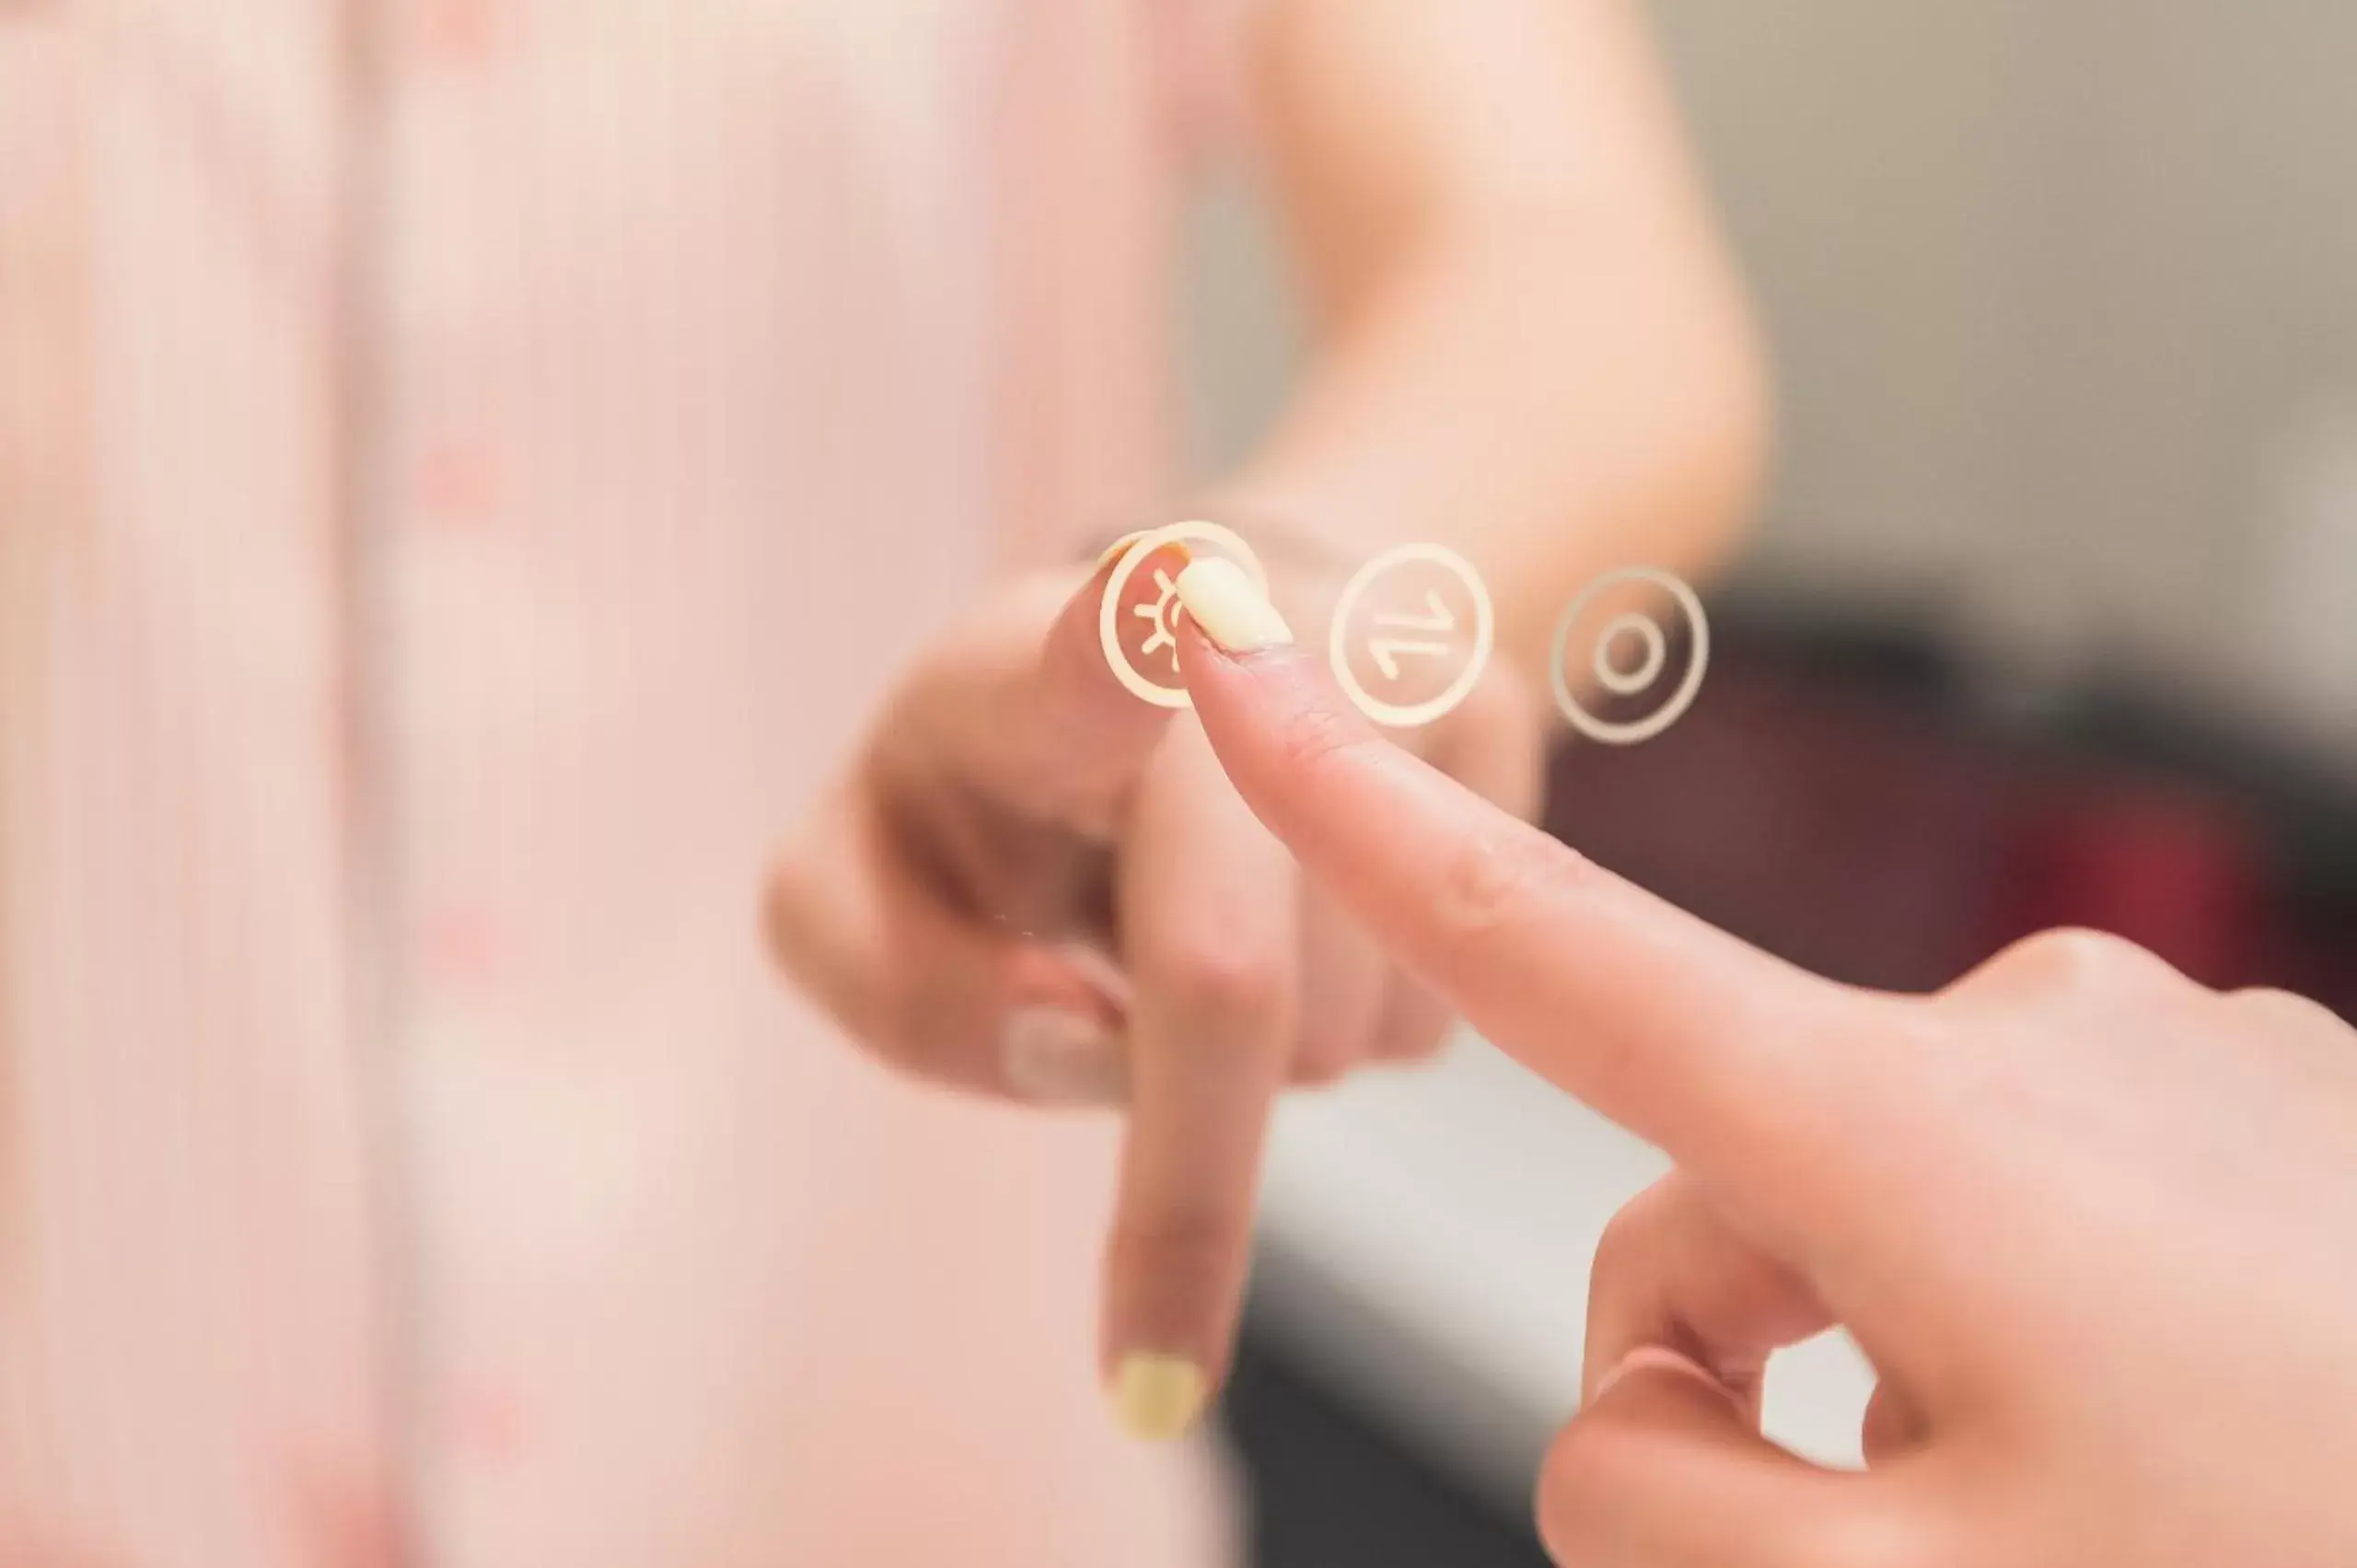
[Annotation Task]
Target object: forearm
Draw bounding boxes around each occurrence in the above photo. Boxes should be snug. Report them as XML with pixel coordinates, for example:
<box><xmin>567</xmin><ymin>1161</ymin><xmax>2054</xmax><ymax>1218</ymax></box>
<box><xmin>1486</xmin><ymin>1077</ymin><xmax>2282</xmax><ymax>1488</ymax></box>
<box><xmin>1207</xmin><ymin>205</ymin><xmax>1768</xmax><ymax>688</ymax></box>
<box><xmin>1208</xmin><ymin>0</ymin><xmax>1769</xmax><ymax>690</ymax></box>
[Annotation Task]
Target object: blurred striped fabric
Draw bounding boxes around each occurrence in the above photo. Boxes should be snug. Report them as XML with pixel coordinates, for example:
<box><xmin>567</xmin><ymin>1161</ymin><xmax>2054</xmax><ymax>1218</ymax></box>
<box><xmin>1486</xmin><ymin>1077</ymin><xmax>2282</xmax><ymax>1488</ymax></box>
<box><xmin>0</xmin><ymin>1</ymin><xmax>1243</xmax><ymax>1562</ymax></box>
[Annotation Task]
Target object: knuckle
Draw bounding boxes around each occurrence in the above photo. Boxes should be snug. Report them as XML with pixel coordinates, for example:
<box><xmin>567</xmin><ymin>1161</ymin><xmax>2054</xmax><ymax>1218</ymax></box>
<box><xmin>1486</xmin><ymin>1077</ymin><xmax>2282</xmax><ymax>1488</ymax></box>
<box><xmin>1433</xmin><ymin>817</ymin><xmax>1588</xmax><ymax>944</ymax></box>
<box><xmin>1960</xmin><ymin>925</ymin><xmax>2168</xmax><ymax>1000</ymax></box>
<box><xmin>2225</xmin><ymin>984</ymin><xmax>2338</xmax><ymax>1029</ymax></box>
<box><xmin>1155</xmin><ymin>940</ymin><xmax>1292</xmax><ymax>1040</ymax></box>
<box><xmin>2028</xmin><ymin>925</ymin><xmax>2147</xmax><ymax>977</ymax></box>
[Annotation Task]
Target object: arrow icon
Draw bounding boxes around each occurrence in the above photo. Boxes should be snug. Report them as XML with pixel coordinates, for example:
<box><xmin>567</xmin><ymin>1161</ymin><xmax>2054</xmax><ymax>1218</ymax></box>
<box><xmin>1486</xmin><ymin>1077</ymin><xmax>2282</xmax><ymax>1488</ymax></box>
<box><xmin>1368</xmin><ymin>590</ymin><xmax>1457</xmax><ymax>680</ymax></box>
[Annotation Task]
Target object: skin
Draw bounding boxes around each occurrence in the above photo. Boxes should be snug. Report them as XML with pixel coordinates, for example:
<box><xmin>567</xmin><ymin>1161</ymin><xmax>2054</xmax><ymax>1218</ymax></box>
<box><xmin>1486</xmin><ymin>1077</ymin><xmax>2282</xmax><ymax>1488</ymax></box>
<box><xmin>1169</xmin><ymin>583</ymin><xmax>2357</xmax><ymax>1568</ymax></box>
<box><xmin>765</xmin><ymin>0</ymin><xmax>1763</xmax><ymax>1423</ymax></box>
<box><xmin>765</xmin><ymin>539</ymin><xmax>1534</xmax><ymax>1415</ymax></box>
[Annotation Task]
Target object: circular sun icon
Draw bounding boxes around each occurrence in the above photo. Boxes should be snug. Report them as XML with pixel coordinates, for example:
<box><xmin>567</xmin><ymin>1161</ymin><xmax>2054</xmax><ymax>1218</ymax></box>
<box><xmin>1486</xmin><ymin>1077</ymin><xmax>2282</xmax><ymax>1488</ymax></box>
<box><xmin>1098</xmin><ymin>521</ymin><xmax>1269</xmax><ymax>709</ymax></box>
<box><xmin>1134</xmin><ymin>565</ymin><xmax>1182</xmax><ymax>669</ymax></box>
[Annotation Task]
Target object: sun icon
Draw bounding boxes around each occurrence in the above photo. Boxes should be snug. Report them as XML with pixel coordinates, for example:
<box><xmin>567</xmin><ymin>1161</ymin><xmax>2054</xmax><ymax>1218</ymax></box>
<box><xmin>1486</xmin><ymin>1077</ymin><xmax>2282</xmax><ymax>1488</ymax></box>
<box><xmin>1133</xmin><ymin>566</ymin><xmax>1182</xmax><ymax>668</ymax></box>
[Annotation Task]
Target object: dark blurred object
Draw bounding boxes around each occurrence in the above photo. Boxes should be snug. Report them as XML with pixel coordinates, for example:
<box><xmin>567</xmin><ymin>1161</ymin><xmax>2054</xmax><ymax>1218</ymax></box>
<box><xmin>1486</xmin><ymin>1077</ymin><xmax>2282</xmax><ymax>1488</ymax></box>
<box><xmin>1223</xmin><ymin>1330</ymin><xmax>1549</xmax><ymax>1568</ymax></box>
<box><xmin>1546</xmin><ymin>601</ymin><xmax>2357</xmax><ymax>1013</ymax></box>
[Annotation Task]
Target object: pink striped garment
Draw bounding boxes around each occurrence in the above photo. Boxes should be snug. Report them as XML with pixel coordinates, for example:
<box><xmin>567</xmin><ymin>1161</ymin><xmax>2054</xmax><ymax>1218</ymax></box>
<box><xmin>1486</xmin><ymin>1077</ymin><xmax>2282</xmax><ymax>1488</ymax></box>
<box><xmin>0</xmin><ymin>1</ymin><xmax>1246</xmax><ymax>1562</ymax></box>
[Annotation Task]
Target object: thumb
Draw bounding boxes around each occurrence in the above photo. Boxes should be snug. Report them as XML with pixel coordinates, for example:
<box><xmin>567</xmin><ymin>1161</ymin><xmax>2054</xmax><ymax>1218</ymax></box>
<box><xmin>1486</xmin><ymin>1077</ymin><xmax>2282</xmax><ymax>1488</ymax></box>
<box><xmin>1538</xmin><ymin>1349</ymin><xmax>1922</xmax><ymax>1568</ymax></box>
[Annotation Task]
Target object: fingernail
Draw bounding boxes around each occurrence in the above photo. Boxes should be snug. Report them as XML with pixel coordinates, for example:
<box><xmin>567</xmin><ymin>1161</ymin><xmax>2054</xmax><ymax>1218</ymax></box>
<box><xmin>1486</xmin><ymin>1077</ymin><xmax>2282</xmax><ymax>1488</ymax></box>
<box><xmin>1109</xmin><ymin>1354</ymin><xmax>1207</xmax><ymax>1441</ymax></box>
<box><xmin>1001</xmin><ymin>1007</ymin><xmax>1128</xmax><ymax>1106</ymax></box>
<box><xmin>1588</xmin><ymin>1347</ymin><xmax>1745</xmax><ymax>1412</ymax></box>
<box><xmin>1049</xmin><ymin>941</ymin><xmax>1135</xmax><ymax>1013</ymax></box>
<box><xmin>1173</xmin><ymin>558</ymin><xmax>1292</xmax><ymax>653</ymax></box>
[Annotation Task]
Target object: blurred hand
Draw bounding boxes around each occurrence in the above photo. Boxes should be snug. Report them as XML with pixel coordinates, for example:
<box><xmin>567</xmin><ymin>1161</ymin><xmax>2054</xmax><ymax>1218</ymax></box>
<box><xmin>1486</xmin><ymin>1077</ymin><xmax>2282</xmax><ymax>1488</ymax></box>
<box><xmin>1171</xmin><ymin>560</ymin><xmax>2357</xmax><ymax>1568</ymax></box>
<box><xmin>762</xmin><ymin>535</ymin><xmax>1541</xmax><ymax>1437</ymax></box>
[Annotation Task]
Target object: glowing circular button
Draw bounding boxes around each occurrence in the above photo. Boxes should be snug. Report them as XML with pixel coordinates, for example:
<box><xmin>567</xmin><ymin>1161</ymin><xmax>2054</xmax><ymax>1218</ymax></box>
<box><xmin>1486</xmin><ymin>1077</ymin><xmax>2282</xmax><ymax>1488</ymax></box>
<box><xmin>1549</xmin><ymin>567</ymin><xmax>1711</xmax><ymax>745</ymax></box>
<box><xmin>1099</xmin><ymin>521</ymin><xmax>1270</xmax><ymax>709</ymax></box>
<box><xmin>1327</xmin><ymin>544</ymin><xmax>1495</xmax><ymax>729</ymax></box>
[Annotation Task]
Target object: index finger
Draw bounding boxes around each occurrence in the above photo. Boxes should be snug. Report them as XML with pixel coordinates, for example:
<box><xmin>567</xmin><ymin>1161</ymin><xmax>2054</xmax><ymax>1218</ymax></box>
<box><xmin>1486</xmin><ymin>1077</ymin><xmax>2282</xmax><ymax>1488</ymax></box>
<box><xmin>1170</xmin><ymin>559</ymin><xmax>1883</xmax><ymax>1177</ymax></box>
<box><xmin>1101</xmin><ymin>720</ymin><xmax>1295</xmax><ymax>1438</ymax></box>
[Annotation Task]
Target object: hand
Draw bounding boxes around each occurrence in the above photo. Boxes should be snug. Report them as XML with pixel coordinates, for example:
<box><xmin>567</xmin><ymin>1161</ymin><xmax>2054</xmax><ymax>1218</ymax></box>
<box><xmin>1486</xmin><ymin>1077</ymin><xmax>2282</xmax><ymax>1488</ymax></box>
<box><xmin>1170</xmin><ymin>560</ymin><xmax>2357</xmax><ymax>1567</ymax></box>
<box><xmin>762</xmin><ymin>534</ymin><xmax>1543</xmax><ymax>1437</ymax></box>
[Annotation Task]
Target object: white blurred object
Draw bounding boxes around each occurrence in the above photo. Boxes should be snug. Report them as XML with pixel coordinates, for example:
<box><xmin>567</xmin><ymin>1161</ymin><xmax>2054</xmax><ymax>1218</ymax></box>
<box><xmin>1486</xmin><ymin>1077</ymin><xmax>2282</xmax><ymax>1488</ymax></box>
<box><xmin>2250</xmin><ymin>399</ymin><xmax>2357</xmax><ymax>765</ymax></box>
<box><xmin>1256</xmin><ymin>1033</ymin><xmax>1876</xmax><ymax>1511</ymax></box>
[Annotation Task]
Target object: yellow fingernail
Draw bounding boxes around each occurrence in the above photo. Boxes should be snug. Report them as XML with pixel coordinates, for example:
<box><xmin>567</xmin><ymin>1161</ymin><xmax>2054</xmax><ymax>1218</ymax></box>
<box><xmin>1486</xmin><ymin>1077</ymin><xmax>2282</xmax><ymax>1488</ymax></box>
<box><xmin>1172</xmin><ymin>558</ymin><xmax>1292</xmax><ymax>653</ymax></box>
<box><xmin>1109</xmin><ymin>1354</ymin><xmax>1207</xmax><ymax>1442</ymax></box>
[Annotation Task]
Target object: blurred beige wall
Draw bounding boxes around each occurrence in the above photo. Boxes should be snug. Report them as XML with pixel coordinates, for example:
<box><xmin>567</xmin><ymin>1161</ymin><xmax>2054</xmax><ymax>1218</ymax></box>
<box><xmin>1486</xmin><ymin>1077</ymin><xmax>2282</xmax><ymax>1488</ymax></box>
<box><xmin>1180</xmin><ymin>1</ymin><xmax>2357</xmax><ymax>763</ymax></box>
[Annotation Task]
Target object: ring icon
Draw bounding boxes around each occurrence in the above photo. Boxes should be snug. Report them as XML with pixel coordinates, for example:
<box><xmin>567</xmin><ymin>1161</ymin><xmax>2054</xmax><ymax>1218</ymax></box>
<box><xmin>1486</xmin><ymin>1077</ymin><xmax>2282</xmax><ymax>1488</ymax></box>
<box><xmin>1549</xmin><ymin>567</ymin><xmax>1710</xmax><ymax>745</ymax></box>
<box><xmin>1100</xmin><ymin>521</ymin><xmax>1270</xmax><ymax>708</ymax></box>
<box><xmin>1328</xmin><ymin>544</ymin><xmax>1495</xmax><ymax>728</ymax></box>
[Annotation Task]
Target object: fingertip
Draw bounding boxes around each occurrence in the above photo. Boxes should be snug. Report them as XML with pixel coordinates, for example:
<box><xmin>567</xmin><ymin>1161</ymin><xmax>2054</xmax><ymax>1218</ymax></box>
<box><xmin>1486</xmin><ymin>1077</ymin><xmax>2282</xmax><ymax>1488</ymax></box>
<box><xmin>1097</xmin><ymin>725</ymin><xmax>1291</xmax><ymax>1451</ymax></box>
<box><xmin>1098</xmin><ymin>1211</ymin><xmax>1245</xmax><ymax>1437</ymax></box>
<box><xmin>1107</xmin><ymin>1353</ymin><xmax>1209</xmax><ymax>1443</ymax></box>
<box><xmin>1171</xmin><ymin>555</ymin><xmax>1293</xmax><ymax>653</ymax></box>
<box><xmin>1096</xmin><ymin>1206</ymin><xmax>1249</xmax><ymax>1448</ymax></box>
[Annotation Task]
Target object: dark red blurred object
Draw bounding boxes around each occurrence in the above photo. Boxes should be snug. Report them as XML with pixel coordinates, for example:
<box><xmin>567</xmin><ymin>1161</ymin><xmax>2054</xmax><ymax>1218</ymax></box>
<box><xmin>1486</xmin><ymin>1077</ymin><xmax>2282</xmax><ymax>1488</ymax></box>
<box><xmin>1988</xmin><ymin>790</ymin><xmax>2264</xmax><ymax>987</ymax></box>
<box><xmin>1542</xmin><ymin>606</ymin><xmax>2356</xmax><ymax>1018</ymax></box>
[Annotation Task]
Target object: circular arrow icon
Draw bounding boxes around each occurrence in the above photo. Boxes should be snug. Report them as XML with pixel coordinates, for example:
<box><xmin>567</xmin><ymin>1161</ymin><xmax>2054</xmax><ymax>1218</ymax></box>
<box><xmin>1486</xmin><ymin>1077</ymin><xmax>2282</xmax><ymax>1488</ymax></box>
<box><xmin>1328</xmin><ymin>544</ymin><xmax>1494</xmax><ymax>728</ymax></box>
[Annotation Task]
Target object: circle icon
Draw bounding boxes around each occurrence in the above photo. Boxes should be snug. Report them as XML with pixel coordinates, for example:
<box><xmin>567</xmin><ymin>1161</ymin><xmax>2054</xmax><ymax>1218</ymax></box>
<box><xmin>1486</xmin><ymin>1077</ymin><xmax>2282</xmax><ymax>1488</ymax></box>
<box><xmin>1100</xmin><ymin>521</ymin><xmax>1270</xmax><ymax>708</ymax></box>
<box><xmin>1549</xmin><ymin>567</ymin><xmax>1710</xmax><ymax>745</ymax></box>
<box><xmin>1328</xmin><ymin>544</ymin><xmax>1495</xmax><ymax>728</ymax></box>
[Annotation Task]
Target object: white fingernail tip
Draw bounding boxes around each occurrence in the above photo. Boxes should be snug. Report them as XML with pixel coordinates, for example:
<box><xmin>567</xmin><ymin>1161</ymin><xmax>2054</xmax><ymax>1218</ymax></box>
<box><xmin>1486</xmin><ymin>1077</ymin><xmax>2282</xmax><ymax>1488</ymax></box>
<box><xmin>1173</xmin><ymin>558</ymin><xmax>1294</xmax><ymax>653</ymax></box>
<box><xmin>1002</xmin><ymin>1008</ymin><xmax>1129</xmax><ymax>1106</ymax></box>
